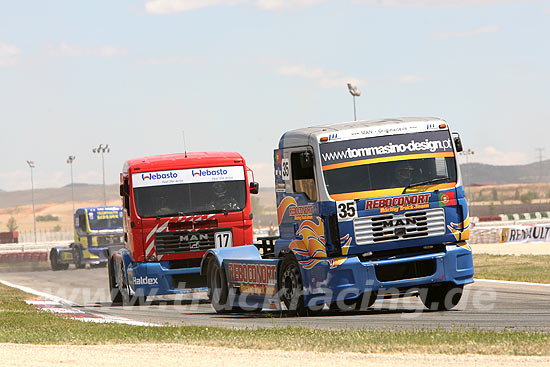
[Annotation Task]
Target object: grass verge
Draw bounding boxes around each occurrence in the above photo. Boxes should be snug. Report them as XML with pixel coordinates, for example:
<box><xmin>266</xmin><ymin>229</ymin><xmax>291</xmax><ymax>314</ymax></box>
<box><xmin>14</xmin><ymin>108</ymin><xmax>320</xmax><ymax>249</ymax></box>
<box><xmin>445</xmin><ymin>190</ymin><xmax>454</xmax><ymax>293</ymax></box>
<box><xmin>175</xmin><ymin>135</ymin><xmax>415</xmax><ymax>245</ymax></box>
<box><xmin>474</xmin><ymin>254</ymin><xmax>550</xmax><ymax>283</ymax></box>
<box><xmin>1</xmin><ymin>283</ymin><xmax>550</xmax><ymax>355</ymax></box>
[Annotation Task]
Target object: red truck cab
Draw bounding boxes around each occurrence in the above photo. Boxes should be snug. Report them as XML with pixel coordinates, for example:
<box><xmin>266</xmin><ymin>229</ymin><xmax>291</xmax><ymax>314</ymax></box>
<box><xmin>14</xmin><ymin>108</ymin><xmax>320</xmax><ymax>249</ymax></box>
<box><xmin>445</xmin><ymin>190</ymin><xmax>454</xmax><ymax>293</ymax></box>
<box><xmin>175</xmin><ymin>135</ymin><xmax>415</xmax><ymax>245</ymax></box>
<box><xmin>109</xmin><ymin>152</ymin><xmax>258</xmax><ymax>304</ymax></box>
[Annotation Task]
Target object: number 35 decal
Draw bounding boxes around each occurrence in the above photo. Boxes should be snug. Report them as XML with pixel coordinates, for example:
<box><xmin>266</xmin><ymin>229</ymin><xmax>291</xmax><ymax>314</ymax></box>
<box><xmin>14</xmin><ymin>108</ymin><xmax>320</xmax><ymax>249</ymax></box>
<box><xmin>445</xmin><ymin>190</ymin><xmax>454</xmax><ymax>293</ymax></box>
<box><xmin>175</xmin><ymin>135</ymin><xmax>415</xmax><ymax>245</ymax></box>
<box><xmin>337</xmin><ymin>201</ymin><xmax>357</xmax><ymax>222</ymax></box>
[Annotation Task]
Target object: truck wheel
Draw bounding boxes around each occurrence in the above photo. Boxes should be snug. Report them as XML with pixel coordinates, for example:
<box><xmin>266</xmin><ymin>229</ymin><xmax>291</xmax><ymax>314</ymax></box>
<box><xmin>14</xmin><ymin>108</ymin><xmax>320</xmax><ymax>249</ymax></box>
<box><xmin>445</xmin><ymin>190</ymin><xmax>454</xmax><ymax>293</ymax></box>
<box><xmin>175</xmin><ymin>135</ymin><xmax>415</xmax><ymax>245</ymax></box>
<box><xmin>210</xmin><ymin>260</ymin><xmax>241</xmax><ymax>313</ymax></box>
<box><xmin>50</xmin><ymin>249</ymin><xmax>68</xmax><ymax>271</ymax></box>
<box><xmin>73</xmin><ymin>247</ymin><xmax>85</xmax><ymax>269</ymax></box>
<box><xmin>420</xmin><ymin>283</ymin><xmax>464</xmax><ymax>311</ymax></box>
<box><xmin>115</xmin><ymin>261</ymin><xmax>147</xmax><ymax>306</ymax></box>
<box><xmin>109</xmin><ymin>258</ymin><xmax>122</xmax><ymax>305</ymax></box>
<box><xmin>279</xmin><ymin>253</ymin><xmax>309</xmax><ymax>316</ymax></box>
<box><xmin>206</xmin><ymin>258</ymin><xmax>215</xmax><ymax>300</ymax></box>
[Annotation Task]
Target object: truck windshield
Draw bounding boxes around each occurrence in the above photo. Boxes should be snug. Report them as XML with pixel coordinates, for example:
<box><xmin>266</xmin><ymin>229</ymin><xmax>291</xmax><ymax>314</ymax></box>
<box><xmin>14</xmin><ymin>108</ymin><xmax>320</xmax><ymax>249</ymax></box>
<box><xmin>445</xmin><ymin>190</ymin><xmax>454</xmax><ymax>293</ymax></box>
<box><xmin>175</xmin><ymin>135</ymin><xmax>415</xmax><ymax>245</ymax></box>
<box><xmin>320</xmin><ymin>130</ymin><xmax>457</xmax><ymax>198</ymax></box>
<box><xmin>323</xmin><ymin>156</ymin><xmax>457</xmax><ymax>195</ymax></box>
<box><xmin>133</xmin><ymin>180</ymin><xmax>246</xmax><ymax>218</ymax></box>
<box><xmin>88</xmin><ymin>211</ymin><xmax>123</xmax><ymax>230</ymax></box>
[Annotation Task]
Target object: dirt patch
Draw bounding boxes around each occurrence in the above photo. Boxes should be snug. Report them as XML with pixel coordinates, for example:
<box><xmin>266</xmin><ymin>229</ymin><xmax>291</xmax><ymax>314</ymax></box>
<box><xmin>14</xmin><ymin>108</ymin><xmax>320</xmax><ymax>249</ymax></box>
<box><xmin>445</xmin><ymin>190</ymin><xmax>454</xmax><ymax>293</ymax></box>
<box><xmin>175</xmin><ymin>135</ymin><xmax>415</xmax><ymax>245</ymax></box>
<box><xmin>1</xmin><ymin>344</ymin><xmax>549</xmax><ymax>367</ymax></box>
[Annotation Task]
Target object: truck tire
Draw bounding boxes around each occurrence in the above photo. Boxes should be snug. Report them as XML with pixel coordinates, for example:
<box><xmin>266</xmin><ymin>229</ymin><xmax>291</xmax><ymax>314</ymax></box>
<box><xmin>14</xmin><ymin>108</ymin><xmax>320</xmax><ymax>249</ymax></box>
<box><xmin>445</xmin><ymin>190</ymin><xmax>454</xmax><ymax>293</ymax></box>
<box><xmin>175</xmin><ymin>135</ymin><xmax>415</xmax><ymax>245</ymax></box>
<box><xmin>420</xmin><ymin>283</ymin><xmax>463</xmax><ymax>311</ymax></box>
<box><xmin>209</xmin><ymin>260</ymin><xmax>232</xmax><ymax>313</ymax></box>
<box><xmin>279</xmin><ymin>253</ymin><xmax>313</xmax><ymax>316</ymax></box>
<box><xmin>108</xmin><ymin>257</ymin><xmax>122</xmax><ymax>305</ymax></box>
<box><xmin>116</xmin><ymin>261</ymin><xmax>147</xmax><ymax>306</ymax></box>
<box><xmin>50</xmin><ymin>249</ymin><xmax>68</xmax><ymax>271</ymax></box>
<box><xmin>72</xmin><ymin>246</ymin><xmax>85</xmax><ymax>269</ymax></box>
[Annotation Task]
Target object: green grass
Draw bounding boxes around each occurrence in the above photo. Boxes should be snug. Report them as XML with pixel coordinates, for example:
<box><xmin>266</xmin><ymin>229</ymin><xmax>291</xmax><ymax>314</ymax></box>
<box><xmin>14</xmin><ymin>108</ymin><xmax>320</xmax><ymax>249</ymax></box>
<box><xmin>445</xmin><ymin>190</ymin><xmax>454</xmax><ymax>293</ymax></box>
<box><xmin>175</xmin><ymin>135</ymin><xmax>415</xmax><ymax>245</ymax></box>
<box><xmin>1</xmin><ymin>283</ymin><xmax>550</xmax><ymax>355</ymax></box>
<box><xmin>474</xmin><ymin>254</ymin><xmax>550</xmax><ymax>283</ymax></box>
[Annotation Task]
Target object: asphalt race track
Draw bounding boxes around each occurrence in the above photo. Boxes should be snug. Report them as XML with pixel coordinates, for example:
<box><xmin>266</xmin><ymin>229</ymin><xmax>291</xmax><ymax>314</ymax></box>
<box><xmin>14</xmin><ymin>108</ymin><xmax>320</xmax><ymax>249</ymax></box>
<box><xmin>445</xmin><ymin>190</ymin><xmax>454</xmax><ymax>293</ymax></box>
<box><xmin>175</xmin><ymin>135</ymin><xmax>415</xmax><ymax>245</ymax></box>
<box><xmin>2</xmin><ymin>267</ymin><xmax>550</xmax><ymax>330</ymax></box>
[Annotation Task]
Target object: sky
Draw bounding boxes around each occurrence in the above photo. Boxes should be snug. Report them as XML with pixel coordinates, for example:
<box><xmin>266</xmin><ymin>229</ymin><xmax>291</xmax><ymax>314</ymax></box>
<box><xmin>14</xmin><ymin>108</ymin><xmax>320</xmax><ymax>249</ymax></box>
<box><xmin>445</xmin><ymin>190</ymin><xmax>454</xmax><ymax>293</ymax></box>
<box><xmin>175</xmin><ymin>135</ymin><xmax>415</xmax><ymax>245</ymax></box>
<box><xmin>1</xmin><ymin>0</ymin><xmax>549</xmax><ymax>192</ymax></box>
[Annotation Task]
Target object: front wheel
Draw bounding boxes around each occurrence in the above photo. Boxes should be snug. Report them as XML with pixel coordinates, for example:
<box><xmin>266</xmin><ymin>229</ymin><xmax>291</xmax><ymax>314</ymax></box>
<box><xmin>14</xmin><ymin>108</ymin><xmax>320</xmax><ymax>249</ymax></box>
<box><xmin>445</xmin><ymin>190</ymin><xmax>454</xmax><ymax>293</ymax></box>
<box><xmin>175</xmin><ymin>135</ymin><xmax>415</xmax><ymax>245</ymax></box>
<box><xmin>50</xmin><ymin>249</ymin><xmax>68</xmax><ymax>271</ymax></box>
<box><xmin>209</xmin><ymin>260</ymin><xmax>233</xmax><ymax>313</ymax></box>
<box><xmin>420</xmin><ymin>283</ymin><xmax>464</xmax><ymax>311</ymax></box>
<box><xmin>279</xmin><ymin>253</ymin><xmax>314</xmax><ymax>316</ymax></box>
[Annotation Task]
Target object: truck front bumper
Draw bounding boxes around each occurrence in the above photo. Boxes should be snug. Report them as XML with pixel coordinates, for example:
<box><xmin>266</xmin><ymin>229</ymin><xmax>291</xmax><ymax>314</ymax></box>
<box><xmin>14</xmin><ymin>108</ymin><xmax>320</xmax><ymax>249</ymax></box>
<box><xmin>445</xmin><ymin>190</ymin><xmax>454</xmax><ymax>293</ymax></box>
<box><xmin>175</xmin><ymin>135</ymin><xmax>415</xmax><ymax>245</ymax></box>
<box><xmin>125</xmin><ymin>261</ymin><xmax>205</xmax><ymax>297</ymax></box>
<box><xmin>301</xmin><ymin>245</ymin><xmax>474</xmax><ymax>307</ymax></box>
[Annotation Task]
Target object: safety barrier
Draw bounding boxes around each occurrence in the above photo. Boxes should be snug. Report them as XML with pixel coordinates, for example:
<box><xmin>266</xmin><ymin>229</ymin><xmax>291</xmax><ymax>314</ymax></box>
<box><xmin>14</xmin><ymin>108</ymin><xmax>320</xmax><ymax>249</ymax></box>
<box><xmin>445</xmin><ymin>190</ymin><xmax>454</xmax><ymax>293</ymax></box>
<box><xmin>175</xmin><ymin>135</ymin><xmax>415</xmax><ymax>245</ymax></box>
<box><xmin>0</xmin><ymin>251</ymin><xmax>48</xmax><ymax>264</ymax></box>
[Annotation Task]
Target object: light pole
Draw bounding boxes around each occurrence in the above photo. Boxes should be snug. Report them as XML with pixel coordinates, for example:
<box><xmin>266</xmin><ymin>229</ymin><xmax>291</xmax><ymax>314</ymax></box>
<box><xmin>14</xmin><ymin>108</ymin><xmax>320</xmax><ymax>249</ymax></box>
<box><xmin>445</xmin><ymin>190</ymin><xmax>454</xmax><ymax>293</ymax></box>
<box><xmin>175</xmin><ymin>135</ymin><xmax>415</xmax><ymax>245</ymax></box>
<box><xmin>460</xmin><ymin>149</ymin><xmax>475</xmax><ymax>200</ymax></box>
<box><xmin>26</xmin><ymin>160</ymin><xmax>37</xmax><ymax>245</ymax></box>
<box><xmin>92</xmin><ymin>144</ymin><xmax>110</xmax><ymax>206</ymax></box>
<box><xmin>67</xmin><ymin>155</ymin><xmax>76</xmax><ymax>214</ymax></box>
<box><xmin>347</xmin><ymin>83</ymin><xmax>361</xmax><ymax>121</ymax></box>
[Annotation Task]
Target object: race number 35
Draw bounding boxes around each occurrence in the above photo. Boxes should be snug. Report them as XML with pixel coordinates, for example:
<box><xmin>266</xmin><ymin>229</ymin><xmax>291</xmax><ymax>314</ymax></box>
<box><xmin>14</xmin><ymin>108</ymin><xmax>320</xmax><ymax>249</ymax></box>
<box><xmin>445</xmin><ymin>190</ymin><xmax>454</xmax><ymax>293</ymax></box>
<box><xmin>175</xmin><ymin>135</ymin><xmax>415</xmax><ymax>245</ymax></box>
<box><xmin>215</xmin><ymin>231</ymin><xmax>233</xmax><ymax>248</ymax></box>
<box><xmin>337</xmin><ymin>201</ymin><xmax>357</xmax><ymax>222</ymax></box>
<box><xmin>281</xmin><ymin>158</ymin><xmax>290</xmax><ymax>180</ymax></box>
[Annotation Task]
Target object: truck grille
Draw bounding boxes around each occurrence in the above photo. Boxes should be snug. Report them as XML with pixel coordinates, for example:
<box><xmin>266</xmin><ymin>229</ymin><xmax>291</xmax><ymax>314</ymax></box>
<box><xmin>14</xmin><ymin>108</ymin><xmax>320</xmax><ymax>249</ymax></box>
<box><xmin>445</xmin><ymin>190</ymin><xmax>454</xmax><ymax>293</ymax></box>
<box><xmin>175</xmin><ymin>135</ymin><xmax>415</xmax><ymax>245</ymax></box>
<box><xmin>155</xmin><ymin>229</ymin><xmax>218</xmax><ymax>255</ymax></box>
<box><xmin>96</xmin><ymin>235</ymin><xmax>123</xmax><ymax>246</ymax></box>
<box><xmin>354</xmin><ymin>208</ymin><xmax>445</xmax><ymax>245</ymax></box>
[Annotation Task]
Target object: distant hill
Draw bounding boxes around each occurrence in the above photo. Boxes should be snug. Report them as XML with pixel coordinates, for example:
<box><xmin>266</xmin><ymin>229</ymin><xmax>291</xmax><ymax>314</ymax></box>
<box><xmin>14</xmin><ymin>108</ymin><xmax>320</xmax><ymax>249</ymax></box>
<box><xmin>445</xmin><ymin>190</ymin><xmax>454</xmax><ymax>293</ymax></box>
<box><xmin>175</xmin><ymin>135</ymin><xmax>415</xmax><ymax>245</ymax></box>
<box><xmin>1</xmin><ymin>159</ymin><xmax>549</xmax><ymax>210</ymax></box>
<box><xmin>0</xmin><ymin>184</ymin><xmax>120</xmax><ymax>209</ymax></box>
<box><xmin>462</xmin><ymin>159</ymin><xmax>550</xmax><ymax>185</ymax></box>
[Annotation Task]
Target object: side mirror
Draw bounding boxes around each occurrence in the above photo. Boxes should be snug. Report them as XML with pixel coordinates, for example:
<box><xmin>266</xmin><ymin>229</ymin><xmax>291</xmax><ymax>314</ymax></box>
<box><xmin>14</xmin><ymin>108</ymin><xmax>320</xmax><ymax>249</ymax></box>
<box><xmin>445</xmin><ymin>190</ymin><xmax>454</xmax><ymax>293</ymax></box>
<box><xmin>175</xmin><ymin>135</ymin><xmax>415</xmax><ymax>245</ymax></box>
<box><xmin>120</xmin><ymin>181</ymin><xmax>129</xmax><ymax>197</ymax></box>
<box><xmin>250</xmin><ymin>182</ymin><xmax>259</xmax><ymax>195</ymax></box>
<box><xmin>300</xmin><ymin>151</ymin><xmax>313</xmax><ymax>169</ymax></box>
<box><xmin>452</xmin><ymin>133</ymin><xmax>463</xmax><ymax>153</ymax></box>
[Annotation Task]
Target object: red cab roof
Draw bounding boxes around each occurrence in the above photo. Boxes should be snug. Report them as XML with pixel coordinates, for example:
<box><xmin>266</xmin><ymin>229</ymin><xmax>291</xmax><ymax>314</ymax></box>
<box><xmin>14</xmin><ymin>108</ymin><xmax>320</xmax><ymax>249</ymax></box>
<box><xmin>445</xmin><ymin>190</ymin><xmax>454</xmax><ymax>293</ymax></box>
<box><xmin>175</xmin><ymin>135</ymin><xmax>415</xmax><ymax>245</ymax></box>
<box><xmin>123</xmin><ymin>152</ymin><xmax>245</xmax><ymax>174</ymax></box>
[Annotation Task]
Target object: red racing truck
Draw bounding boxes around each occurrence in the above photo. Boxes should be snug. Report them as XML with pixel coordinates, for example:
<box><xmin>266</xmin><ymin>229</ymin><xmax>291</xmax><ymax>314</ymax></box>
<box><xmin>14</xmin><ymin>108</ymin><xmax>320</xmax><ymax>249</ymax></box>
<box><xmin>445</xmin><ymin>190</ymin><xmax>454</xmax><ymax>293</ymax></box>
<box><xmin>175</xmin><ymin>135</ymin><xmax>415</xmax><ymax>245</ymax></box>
<box><xmin>109</xmin><ymin>152</ymin><xmax>259</xmax><ymax>305</ymax></box>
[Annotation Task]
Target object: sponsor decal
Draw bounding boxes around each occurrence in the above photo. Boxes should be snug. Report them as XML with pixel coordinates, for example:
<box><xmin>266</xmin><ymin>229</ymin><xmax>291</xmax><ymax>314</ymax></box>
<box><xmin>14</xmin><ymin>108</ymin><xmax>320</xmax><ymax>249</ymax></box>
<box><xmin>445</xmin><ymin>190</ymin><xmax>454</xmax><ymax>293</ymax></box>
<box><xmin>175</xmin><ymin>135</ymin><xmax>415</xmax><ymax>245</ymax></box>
<box><xmin>499</xmin><ymin>225</ymin><xmax>550</xmax><ymax>243</ymax></box>
<box><xmin>133</xmin><ymin>276</ymin><xmax>159</xmax><ymax>285</ymax></box>
<box><xmin>95</xmin><ymin>211</ymin><xmax>121</xmax><ymax>220</ymax></box>
<box><xmin>365</xmin><ymin>193</ymin><xmax>431</xmax><ymax>213</ymax></box>
<box><xmin>191</xmin><ymin>168</ymin><xmax>228</xmax><ymax>177</ymax></box>
<box><xmin>288</xmin><ymin>205</ymin><xmax>314</xmax><ymax>220</ymax></box>
<box><xmin>142</xmin><ymin>172</ymin><xmax>178</xmax><ymax>180</ymax></box>
<box><xmin>227</xmin><ymin>263</ymin><xmax>277</xmax><ymax>296</ymax></box>
<box><xmin>132</xmin><ymin>166</ymin><xmax>245</xmax><ymax>188</ymax></box>
<box><xmin>320</xmin><ymin>130</ymin><xmax>453</xmax><ymax>166</ymax></box>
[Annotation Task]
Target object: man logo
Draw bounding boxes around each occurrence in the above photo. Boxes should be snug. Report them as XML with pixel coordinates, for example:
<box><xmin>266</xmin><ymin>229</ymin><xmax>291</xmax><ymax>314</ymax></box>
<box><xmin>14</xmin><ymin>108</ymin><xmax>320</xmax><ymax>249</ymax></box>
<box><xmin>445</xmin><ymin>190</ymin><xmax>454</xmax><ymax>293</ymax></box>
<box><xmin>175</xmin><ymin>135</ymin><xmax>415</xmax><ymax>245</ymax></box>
<box><xmin>382</xmin><ymin>218</ymin><xmax>417</xmax><ymax>228</ymax></box>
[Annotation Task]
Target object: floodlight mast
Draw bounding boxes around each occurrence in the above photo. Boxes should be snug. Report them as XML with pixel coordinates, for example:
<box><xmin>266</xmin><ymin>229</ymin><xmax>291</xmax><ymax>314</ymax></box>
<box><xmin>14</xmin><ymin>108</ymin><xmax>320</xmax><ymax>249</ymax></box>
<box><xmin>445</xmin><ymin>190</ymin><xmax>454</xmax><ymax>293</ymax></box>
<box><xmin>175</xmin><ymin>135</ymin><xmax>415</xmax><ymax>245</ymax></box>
<box><xmin>347</xmin><ymin>83</ymin><xmax>361</xmax><ymax>121</ymax></box>
<box><xmin>67</xmin><ymin>155</ymin><xmax>76</xmax><ymax>214</ymax></box>
<box><xmin>92</xmin><ymin>144</ymin><xmax>110</xmax><ymax>206</ymax></box>
<box><xmin>26</xmin><ymin>160</ymin><xmax>37</xmax><ymax>246</ymax></box>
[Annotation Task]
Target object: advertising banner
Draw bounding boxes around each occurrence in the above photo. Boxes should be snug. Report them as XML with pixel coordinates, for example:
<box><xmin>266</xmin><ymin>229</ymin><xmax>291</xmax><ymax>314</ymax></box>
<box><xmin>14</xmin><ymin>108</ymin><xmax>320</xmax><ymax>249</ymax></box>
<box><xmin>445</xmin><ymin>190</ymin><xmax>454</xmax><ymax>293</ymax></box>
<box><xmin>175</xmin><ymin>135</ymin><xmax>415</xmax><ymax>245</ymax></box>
<box><xmin>320</xmin><ymin>130</ymin><xmax>453</xmax><ymax>167</ymax></box>
<box><xmin>132</xmin><ymin>166</ymin><xmax>245</xmax><ymax>188</ymax></box>
<box><xmin>498</xmin><ymin>224</ymin><xmax>550</xmax><ymax>243</ymax></box>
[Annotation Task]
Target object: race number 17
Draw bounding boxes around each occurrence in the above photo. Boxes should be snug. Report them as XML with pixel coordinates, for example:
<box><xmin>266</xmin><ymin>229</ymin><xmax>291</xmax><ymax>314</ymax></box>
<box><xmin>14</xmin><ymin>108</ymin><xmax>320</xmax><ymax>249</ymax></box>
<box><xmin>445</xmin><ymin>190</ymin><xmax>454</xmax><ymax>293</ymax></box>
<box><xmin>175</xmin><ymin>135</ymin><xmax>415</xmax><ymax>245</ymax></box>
<box><xmin>337</xmin><ymin>201</ymin><xmax>357</xmax><ymax>222</ymax></box>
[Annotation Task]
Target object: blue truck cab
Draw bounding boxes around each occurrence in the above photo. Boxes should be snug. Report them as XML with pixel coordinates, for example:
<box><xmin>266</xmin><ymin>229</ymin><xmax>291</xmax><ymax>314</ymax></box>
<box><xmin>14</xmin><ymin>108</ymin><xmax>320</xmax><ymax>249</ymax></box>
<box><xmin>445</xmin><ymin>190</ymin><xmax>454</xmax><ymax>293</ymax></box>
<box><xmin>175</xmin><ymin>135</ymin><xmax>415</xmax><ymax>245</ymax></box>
<box><xmin>50</xmin><ymin>206</ymin><xmax>123</xmax><ymax>270</ymax></box>
<box><xmin>202</xmin><ymin>118</ymin><xmax>474</xmax><ymax>314</ymax></box>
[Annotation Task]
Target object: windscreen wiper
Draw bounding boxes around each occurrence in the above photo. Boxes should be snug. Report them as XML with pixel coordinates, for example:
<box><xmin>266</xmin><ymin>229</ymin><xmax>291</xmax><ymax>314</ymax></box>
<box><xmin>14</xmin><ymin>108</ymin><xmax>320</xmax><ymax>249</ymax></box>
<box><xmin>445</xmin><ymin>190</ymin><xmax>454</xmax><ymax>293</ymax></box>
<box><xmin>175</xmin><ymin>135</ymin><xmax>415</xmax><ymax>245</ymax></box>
<box><xmin>402</xmin><ymin>177</ymin><xmax>450</xmax><ymax>194</ymax></box>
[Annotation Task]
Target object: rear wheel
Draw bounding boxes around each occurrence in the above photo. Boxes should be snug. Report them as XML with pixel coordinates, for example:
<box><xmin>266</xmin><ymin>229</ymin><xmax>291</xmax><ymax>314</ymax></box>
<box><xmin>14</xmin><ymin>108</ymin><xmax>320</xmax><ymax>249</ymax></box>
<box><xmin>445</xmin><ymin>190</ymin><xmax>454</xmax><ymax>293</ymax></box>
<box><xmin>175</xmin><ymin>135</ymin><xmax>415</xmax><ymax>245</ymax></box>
<box><xmin>50</xmin><ymin>249</ymin><xmax>68</xmax><ymax>271</ymax></box>
<box><xmin>72</xmin><ymin>246</ymin><xmax>85</xmax><ymax>269</ymax></box>
<box><xmin>420</xmin><ymin>283</ymin><xmax>464</xmax><ymax>311</ymax></box>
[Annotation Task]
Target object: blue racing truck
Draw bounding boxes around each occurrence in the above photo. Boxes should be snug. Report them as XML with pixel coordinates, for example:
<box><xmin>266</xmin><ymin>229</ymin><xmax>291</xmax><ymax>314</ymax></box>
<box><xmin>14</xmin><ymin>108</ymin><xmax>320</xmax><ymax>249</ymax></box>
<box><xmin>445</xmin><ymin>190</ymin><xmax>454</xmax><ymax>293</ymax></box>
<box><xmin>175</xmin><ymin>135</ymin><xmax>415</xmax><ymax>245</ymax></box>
<box><xmin>50</xmin><ymin>206</ymin><xmax>123</xmax><ymax>270</ymax></box>
<box><xmin>202</xmin><ymin>117</ymin><xmax>474</xmax><ymax>314</ymax></box>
